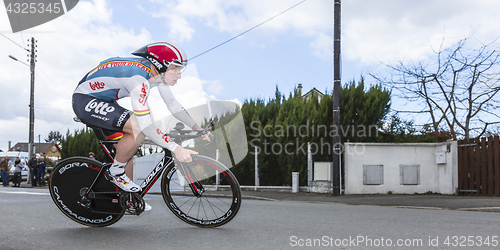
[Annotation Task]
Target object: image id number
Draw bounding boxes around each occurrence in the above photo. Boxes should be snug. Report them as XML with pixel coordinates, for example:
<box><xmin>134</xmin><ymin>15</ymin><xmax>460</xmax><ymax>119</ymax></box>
<box><xmin>444</xmin><ymin>236</ymin><xmax>498</xmax><ymax>247</ymax></box>
<box><xmin>6</xmin><ymin>2</ymin><xmax>62</xmax><ymax>14</ymax></box>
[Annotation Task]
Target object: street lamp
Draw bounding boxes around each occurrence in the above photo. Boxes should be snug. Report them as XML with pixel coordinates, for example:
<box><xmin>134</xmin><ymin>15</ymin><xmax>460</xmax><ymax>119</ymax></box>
<box><xmin>9</xmin><ymin>55</ymin><xmax>29</xmax><ymax>67</ymax></box>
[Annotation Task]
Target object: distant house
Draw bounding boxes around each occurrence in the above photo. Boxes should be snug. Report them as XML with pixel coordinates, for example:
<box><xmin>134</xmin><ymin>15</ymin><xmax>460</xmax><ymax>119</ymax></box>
<box><xmin>9</xmin><ymin>142</ymin><xmax>61</xmax><ymax>159</ymax></box>
<box><xmin>298</xmin><ymin>83</ymin><xmax>324</xmax><ymax>102</ymax></box>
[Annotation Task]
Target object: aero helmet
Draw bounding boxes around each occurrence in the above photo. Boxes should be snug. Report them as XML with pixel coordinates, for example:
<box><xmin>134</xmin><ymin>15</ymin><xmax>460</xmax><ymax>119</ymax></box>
<box><xmin>132</xmin><ymin>42</ymin><xmax>187</xmax><ymax>73</ymax></box>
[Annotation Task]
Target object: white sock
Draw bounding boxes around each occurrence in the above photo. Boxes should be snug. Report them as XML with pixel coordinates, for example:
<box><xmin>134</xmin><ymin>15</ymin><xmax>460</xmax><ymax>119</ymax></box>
<box><xmin>110</xmin><ymin>160</ymin><xmax>126</xmax><ymax>176</ymax></box>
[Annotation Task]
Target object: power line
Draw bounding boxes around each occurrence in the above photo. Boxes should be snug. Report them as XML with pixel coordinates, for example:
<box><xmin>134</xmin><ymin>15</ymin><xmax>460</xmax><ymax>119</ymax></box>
<box><xmin>35</xmin><ymin>106</ymin><xmax>74</xmax><ymax>114</ymax></box>
<box><xmin>393</xmin><ymin>110</ymin><xmax>430</xmax><ymax>114</ymax></box>
<box><xmin>1</xmin><ymin>33</ymin><xmax>29</xmax><ymax>51</ymax></box>
<box><xmin>189</xmin><ymin>0</ymin><xmax>307</xmax><ymax>61</ymax></box>
<box><xmin>34</xmin><ymin>109</ymin><xmax>77</xmax><ymax>135</ymax></box>
<box><xmin>36</xmin><ymin>63</ymin><xmax>71</xmax><ymax>98</ymax></box>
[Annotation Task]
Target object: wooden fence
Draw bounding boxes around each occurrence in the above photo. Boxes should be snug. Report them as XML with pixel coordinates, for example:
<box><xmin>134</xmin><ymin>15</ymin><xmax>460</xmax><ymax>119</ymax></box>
<box><xmin>457</xmin><ymin>136</ymin><xmax>500</xmax><ymax>196</ymax></box>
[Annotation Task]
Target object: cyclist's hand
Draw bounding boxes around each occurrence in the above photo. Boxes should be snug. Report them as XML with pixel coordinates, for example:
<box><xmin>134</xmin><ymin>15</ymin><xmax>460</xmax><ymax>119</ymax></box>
<box><xmin>202</xmin><ymin>131</ymin><xmax>211</xmax><ymax>141</ymax></box>
<box><xmin>173</xmin><ymin>146</ymin><xmax>198</xmax><ymax>162</ymax></box>
<box><xmin>192</xmin><ymin>124</ymin><xmax>210</xmax><ymax>141</ymax></box>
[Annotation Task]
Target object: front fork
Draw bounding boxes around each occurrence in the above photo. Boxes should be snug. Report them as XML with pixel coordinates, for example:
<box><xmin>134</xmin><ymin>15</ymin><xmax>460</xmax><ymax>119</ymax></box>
<box><xmin>177</xmin><ymin>159</ymin><xmax>205</xmax><ymax>197</ymax></box>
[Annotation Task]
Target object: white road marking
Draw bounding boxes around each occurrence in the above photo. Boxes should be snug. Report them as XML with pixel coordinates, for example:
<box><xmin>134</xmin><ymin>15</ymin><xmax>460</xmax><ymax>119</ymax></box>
<box><xmin>0</xmin><ymin>190</ymin><xmax>49</xmax><ymax>195</ymax></box>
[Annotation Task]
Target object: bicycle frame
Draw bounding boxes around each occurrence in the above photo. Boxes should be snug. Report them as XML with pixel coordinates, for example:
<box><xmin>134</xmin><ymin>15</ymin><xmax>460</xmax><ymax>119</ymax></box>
<box><xmin>84</xmin><ymin>127</ymin><xmax>204</xmax><ymax>200</ymax></box>
<box><xmin>139</xmin><ymin>153</ymin><xmax>173</xmax><ymax>195</ymax></box>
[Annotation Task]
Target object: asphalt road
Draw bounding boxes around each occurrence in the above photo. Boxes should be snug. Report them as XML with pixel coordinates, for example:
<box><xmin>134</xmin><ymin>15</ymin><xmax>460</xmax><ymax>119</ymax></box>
<box><xmin>1</xmin><ymin>187</ymin><xmax>500</xmax><ymax>250</ymax></box>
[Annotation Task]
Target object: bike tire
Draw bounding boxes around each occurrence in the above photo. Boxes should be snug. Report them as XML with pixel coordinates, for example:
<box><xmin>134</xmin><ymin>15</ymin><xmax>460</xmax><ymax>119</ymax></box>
<box><xmin>49</xmin><ymin>157</ymin><xmax>124</xmax><ymax>227</ymax></box>
<box><xmin>161</xmin><ymin>155</ymin><xmax>242</xmax><ymax>228</ymax></box>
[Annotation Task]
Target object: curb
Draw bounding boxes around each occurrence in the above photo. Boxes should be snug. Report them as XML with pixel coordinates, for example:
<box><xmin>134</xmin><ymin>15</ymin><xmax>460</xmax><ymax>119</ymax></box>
<box><xmin>456</xmin><ymin>207</ymin><xmax>500</xmax><ymax>212</ymax></box>
<box><xmin>394</xmin><ymin>206</ymin><xmax>444</xmax><ymax>210</ymax></box>
<box><xmin>241</xmin><ymin>195</ymin><xmax>278</xmax><ymax>201</ymax></box>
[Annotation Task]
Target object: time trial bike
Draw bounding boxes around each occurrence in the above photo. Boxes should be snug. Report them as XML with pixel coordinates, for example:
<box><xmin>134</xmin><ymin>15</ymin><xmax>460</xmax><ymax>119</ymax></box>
<box><xmin>49</xmin><ymin>117</ymin><xmax>242</xmax><ymax>228</ymax></box>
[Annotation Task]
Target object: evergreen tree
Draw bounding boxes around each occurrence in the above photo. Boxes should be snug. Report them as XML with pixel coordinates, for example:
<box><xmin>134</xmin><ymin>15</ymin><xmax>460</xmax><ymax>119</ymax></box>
<box><xmin>60</xmin><ymin>128</ymin><xmax>107</xmax><ymax>162</ymax></box>
<box><xmin>45</xmin><ymin>131</ymin><xmax>63</xmax><ymax>144</ymax></box>
<box><xmin>340</xmin><ymin>77</ymin><xmax>391</xmax><ymax>142</ymax></box>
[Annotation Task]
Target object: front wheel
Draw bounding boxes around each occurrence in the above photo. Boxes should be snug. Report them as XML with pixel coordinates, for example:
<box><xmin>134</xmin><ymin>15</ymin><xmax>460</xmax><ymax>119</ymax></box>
<box><xmin>161</xmin><ymin>155</ymin><xmax>241</xmax><ymax>228</ymax></box>
<box><xmin>49</xmin><ymin>157</ymin><xmax>124</xmax><ymax>227</ymax></box>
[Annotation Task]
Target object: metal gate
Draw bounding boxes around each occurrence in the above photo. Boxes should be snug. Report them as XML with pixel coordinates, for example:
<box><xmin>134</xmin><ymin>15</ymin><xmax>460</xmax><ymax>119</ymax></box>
<box><xmin>457</xmin><ymin>136</ymin><xmax>500</xmax><ymax>196</ymax></box>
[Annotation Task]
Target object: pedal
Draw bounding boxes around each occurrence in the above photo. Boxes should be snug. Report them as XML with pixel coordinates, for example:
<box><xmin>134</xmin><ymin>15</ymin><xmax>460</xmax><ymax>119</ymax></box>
<box><xmin>119</xmin><ymin>192</ymin><xmax>145</xmax><ymax>215</ymax></box>
<box><xmin>78</xmin><ymin>196</ymin><xmax>92</xmax><ymax>208</ymax></box>
<box><xmin>103</xmin><ymin>167</ymin><xmax>113</xmax><ymax>181</ymax></box>
<box><xmin>78</xmin><ymin>187</ymin><xmax>94</xmax><ymax>208</ymax></box>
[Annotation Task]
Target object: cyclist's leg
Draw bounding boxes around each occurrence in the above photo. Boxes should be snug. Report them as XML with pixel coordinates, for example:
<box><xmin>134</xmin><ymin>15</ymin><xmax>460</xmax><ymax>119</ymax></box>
<box><xmin>113</xmin><ymin>115</ymin><xmax>151</xmax><ymax>209</ymax></box>
<box><xmin>104</xmin><ymin>115</ymin><xmax>144</xmax><ymax>192</ymax></box>
<box><xmin>114</xmin><ymin>114</ymin><xmax>145</xmax><ymax>179</ymax></box>
<box><xmin>72</xmin><ymin>93</ymin><xmax>141</xmax><ymax>192</ymax></box>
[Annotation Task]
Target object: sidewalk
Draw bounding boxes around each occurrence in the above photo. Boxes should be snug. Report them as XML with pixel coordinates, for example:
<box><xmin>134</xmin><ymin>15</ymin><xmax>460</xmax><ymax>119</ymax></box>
<box><xmin>8</xmin><ymin>182</ymin><xmax>500</xmax><ymax>212</ymax></box>
<box><xmin>6</xmin><ymin>182</ymin><xmax>48</xmax><ymax>189</ymax></box>
<box><xmin>241</xmin><ymin>190</ymin><xmax>500</xmax><ymax>212</ymax></box>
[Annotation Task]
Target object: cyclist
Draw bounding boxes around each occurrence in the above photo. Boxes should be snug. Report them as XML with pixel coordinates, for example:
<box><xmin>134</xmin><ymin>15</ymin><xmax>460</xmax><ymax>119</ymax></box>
<box><xmin>72</xmin><ymin>42</ymin><xmax>206</xmax><ymax>196</ymax></box>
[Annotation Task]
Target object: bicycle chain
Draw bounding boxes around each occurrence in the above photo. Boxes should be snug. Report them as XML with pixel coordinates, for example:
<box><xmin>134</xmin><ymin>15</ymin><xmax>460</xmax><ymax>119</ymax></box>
<box><xmin>82</xmin><ymin>191</ymin><xmax>144</xmax><ymax>215</ymax></box>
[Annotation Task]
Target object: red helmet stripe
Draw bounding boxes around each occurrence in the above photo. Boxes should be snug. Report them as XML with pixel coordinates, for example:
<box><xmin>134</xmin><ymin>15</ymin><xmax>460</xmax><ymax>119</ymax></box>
<box><xmin>164</xmin><ymin>42</ymin><xmax>185</xmax><ymax>63</ymax></box>
<box><xmin>134</xmin><ymin>42</ymin><xmax>187</xmax><ymax>71</ymax></box>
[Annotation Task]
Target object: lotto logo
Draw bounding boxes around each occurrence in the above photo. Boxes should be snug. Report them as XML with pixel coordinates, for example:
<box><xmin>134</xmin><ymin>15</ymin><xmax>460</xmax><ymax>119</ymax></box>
<box><xmin>4</xmin><ymin>0</ymin><xmax>80</xmax><ymax>33</ymax></box>
<box><xmin>89</xmin><ymin>81</ymin><xmax>105</xmax><ymax>90</ymax></box>
<box><xmin>85</xmin><ymin>99</ymin><xmax>115</xmax><ymax>115</ymax></box>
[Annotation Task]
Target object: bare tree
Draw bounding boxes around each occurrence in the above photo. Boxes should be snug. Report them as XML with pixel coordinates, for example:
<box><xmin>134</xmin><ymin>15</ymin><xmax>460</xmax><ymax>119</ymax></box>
<box><xmin>371</xmin><ymin>37</ymin><xmax>500</xmax><ymax>139</ymax></box>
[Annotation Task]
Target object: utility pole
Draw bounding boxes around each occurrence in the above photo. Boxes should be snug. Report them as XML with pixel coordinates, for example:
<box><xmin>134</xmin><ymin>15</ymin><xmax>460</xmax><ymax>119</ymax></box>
<box><xmin>332</xmin><ymin>0</ymin><xmax>341</xmax><ymax>196</ymax></box>
<box><xmin>28</xmin><ymin>37</ymin><xmax>37</xmax><ymax>158</ymax></box>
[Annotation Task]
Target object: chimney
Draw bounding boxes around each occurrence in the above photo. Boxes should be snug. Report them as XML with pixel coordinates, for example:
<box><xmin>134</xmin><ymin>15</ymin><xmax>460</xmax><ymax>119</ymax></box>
<box><xmin>298</xmin><ymin>83</ymin><xmax>303</xmax><ymax>96</ymax></box>
<box><xmin>8</xmin><ymin>141</ymin><xmax>11</xmax><ymax>151</ymax></box>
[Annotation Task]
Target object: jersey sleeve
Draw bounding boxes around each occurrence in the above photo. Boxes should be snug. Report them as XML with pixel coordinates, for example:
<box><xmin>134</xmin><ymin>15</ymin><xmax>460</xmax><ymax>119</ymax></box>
<box><xmin>157</xmin><ymin>84</ymin><xmax>197</xmax><ymax>129</ymax></box>
<box><xmin>128</xmin><ymin>76</ymin><xmax>179</xmax><ymax>151</ymax></box>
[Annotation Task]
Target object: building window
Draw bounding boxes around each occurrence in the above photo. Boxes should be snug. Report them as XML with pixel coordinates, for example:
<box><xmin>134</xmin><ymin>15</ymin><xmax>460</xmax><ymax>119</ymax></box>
<box><xmin>363</xmin><ymin>165</ymin><xmax>384</xmax><ymax>185</ymax></box>
<box><xmin>400</xmin><ymin>165</ymin><xmax>420</xmax><ymax>185</ymax></box>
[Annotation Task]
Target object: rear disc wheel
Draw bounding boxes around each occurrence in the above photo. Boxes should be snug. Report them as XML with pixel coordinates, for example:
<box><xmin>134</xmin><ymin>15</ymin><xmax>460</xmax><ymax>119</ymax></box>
<box><xmin>49</xmin><ymin>157</ymin><xmax>124</xmax><ymax>227</ymax></box>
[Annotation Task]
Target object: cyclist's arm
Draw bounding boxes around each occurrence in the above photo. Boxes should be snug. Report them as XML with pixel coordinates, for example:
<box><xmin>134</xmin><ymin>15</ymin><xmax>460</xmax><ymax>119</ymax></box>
<box><xmin>129</xmin><ymin>76</ymin><xmax>179</xmax><ymax>152</ymax></box>
<box><xmin>157</xmin><ymin>84</ymin><xmax>197</xmax><ymax>129</ymax></box>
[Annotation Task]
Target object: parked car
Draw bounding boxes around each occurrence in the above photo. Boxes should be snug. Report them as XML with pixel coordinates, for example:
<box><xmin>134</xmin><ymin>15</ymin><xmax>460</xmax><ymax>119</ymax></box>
<box><xmin>0</xmin><ymin>152</ymin><xmax>30</xmax><ymax>183</ymax></box>
<box><xmin>8</xmin><ymin>163</ymin><xmax>29</xmax><ymax>182</ymax></box>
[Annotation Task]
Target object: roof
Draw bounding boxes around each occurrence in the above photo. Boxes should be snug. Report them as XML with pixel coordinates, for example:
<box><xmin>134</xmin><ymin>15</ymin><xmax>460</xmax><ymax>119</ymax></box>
<box><xmin>302</xmin><ymin>87</ymin><xmax>324</xmax><ymax>98</ymax></box>
<box><xmin>9</xmin><ymin>142</ymin><xmax>61</xmax><ymax>154</ymax></box>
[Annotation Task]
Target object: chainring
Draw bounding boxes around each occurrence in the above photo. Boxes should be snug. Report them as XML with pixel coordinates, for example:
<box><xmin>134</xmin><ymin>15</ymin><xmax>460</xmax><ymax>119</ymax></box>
<box><xmin>119</xmin><ymin>192</ymin><xmax>145</xmax><ymax>215</ymax></box>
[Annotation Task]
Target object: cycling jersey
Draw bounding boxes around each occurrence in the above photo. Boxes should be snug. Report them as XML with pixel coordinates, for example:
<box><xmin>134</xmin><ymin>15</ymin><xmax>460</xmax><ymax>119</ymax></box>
<box><xmin>73</xmin><ymin>57</ymin><xmax>196</xmax><ymax>151</ymax></box>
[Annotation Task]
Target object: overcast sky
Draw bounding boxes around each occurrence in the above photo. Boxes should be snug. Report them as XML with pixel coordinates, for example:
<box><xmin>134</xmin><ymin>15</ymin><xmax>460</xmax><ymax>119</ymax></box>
<box><xmin>1</xmin><ymin>0</ymin><xmax>500</xmax><ymax>151</ymax></box>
